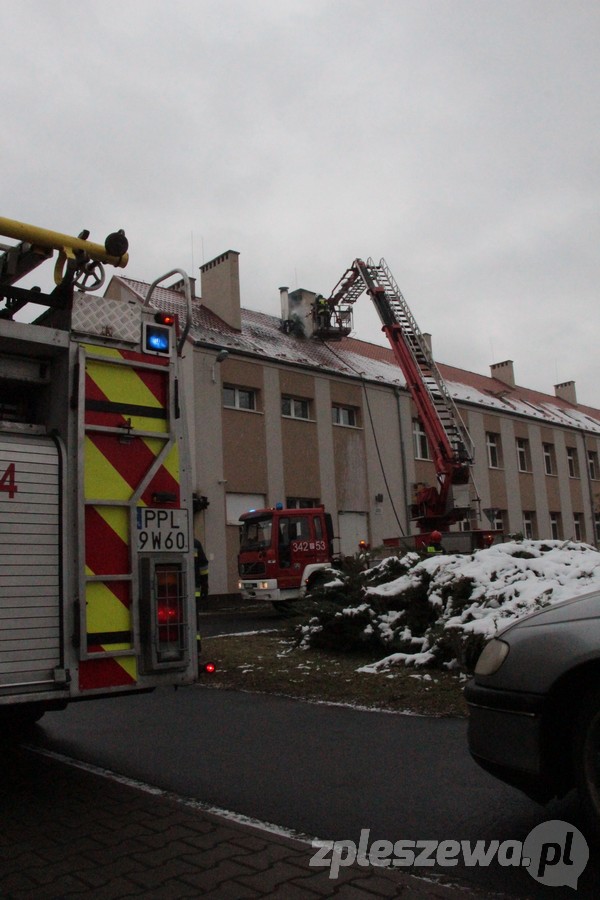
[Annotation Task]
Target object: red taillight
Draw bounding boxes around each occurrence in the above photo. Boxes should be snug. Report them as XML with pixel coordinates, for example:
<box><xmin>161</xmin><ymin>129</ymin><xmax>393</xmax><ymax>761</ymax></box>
<box><xmin>156</xmin><ymin>565</ymin><xmax>184</xmax><ymax>653</ymax></box>
<box><xmin>204</xmin><ymin>662</ymin><xmax>216</xmax><ymax>674</ymax></box>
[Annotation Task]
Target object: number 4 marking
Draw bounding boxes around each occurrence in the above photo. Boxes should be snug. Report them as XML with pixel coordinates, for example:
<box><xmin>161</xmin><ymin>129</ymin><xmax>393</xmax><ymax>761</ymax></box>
<box><xmin>0</xmin><ymin>463</ymin><xmax>18</xmax><ymax>498</ymax></box>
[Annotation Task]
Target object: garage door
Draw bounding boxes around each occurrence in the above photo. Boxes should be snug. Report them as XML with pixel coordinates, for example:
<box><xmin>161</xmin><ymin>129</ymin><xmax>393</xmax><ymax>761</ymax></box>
<box><xmin>0</xmin><ymin>432</ymin><xmax>62</xmax><ymax>692</ymax></box>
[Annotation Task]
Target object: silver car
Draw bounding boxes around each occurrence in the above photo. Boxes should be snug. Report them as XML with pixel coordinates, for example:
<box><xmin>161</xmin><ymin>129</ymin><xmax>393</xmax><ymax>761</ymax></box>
<box><xmin>465</xmin><ymin>589</ymin><xmax>600</xmax><ymax>829</ymax></box>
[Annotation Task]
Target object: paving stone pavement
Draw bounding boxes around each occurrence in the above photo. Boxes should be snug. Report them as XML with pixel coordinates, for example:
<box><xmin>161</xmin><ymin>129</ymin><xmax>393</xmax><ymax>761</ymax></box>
<box><xmin>0</xmin><ymin>744</ymin><xmax>487</xmax><ymax>899</ymax></box>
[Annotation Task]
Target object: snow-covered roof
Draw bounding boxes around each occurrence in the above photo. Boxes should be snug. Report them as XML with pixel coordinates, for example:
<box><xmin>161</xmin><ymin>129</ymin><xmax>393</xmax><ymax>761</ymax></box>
<box><xmin>117</xmin><ymin>276</ymin><xmax>600</xmax><ymax>434</ymax></box>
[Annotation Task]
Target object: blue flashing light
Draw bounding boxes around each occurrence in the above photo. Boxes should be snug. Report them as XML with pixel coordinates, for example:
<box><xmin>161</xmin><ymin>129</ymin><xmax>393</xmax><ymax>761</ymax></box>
<box><xmin>275</xmin><ymin>502</ymin><xmax>283</xmax><ymax>510</ymax></box>
<box><xmin>144</xmin><ymin>323</ymin><xmax>171</xmax><ymax>356</ymax></box>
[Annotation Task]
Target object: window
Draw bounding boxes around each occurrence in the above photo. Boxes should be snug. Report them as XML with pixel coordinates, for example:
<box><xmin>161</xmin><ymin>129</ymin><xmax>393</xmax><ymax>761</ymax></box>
<box><xmin>595</xmin><ymin>513</ymin><xmax>600</xmax><ymax>543</ymax></box>
<box><xmin>286</xmin><ymin>497</ymin><xmax>319</xmax><ymax>509</ymax></box>
<box><xmin>543</xmin><ymin>443</ymin><xmax>556</xmax><ymax>476</ymax></box>
<box><xmin>567</xmin><ymin>447</ymin><xmax>579</xmax><ymax>479</ymax></box>
<box><xmin>588</xmin><ymin>450</ymin><xmax>599</xmax><ymax>481</ymax></box>
<box><xmin>223</xmin><ymin>385</ymin><xmax>256</xmax><ymax>411</ymax></box>
<box><xmin>413</xmin><ymin>419</ymin><xmax>430</xmax><ymax>460</ymax></box>
<box><xmin>573</xmin><ymin>513</ymin><xmax>584</xmax><ymax>542</ymax></box>
<box><xmin>486</xmin><ymin>432</ymin><xmax>502</xmax><ymax>469</ymax></box>
<box><xmin>491</xmin><ymin>510</ymin><xmax>505</xmax><ymax>531</ymax></box>
<box><xmin>550</xmin><ymin>513</ymin><xmax>562</xmax><ymax>540</ymax></box>
<box><xmin>332</xmin><ymin>405</ymin><xmax>358</xmax><ymax>427</ymax></box>
<box><xmin>239</xmin><ymin>515</ymin><xmax>273</xmax><ymax>552</ymax></box>
<box><xmin>516</xmin><ymin>438</ymin><xmax>530</xmax><ymax>473</ymax></box>
<box><xmin>282</xmin><ymin>396</ymin><xmax>310</xmax><ymax>420</ymax></box>
<box><xmin>313</xmin><ymin>516</ymin><xmax>324</xmax><ymax>540</ymax></box>
<box><xmin>523</xmin><ymin>512</ymin><xmax>536</xmax><ymax>540</ymax></box>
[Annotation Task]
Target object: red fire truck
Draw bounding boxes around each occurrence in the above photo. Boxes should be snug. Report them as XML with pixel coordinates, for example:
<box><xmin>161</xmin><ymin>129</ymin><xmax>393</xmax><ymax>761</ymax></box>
<box><xmin>238</xmin><ymin>505</ymin><xmax>335</xmax><ymax>607</ymax></box>
<box><xmin>0</xmin><ymin>216</ymin><xmax>205</xmax><ymax>729</ymax></box>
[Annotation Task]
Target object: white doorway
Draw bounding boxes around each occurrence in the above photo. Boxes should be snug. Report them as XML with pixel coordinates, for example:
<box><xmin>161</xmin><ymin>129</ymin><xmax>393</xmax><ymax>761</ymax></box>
<box><xmin>337</xmin><ymin>511</ymin><xmax>369</xmax><ymax>558</ymax></box>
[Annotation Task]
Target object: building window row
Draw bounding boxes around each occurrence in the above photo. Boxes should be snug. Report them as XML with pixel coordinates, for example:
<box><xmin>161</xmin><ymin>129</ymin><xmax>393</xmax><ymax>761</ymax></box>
<box><xmin>223</xmin><ymin>386</ymin><xmax>361</xmax><ymax>428</ymax></box>
<box><xmin>224</xmin><ymin>393</ymin><xmax>600</xmax><ymax>514</ymax></box>
<box><xmin>491</xmin><ymin>435</ymin><xmax>600</xmax><ymax>482</ymax></box>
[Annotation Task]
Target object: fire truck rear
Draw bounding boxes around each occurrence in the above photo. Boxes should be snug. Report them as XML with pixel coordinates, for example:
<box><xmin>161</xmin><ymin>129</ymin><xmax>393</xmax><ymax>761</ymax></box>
<box><xmin>238</xmin><ymin>506</ymin><xmax>335</xmax><ymax>607</ymax></box>
<box><xmin>0</xmin><ymin>217</ymin><xmax>199</xmax><ymax>727</ymax></box>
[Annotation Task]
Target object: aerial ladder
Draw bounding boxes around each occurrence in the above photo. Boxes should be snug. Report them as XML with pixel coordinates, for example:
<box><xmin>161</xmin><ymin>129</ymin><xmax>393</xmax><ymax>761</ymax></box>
<box><xmin>321</xmin><ymin>257</ymin><xmax>479</xmax><ymax>535</ymax></box>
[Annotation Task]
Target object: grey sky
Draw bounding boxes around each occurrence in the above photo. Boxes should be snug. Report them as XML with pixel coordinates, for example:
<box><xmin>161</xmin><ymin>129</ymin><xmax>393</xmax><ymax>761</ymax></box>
<box><xmin>4</xmin><ymin>0</ymin><xmax>599</xmax><ymax>404</ymax></box>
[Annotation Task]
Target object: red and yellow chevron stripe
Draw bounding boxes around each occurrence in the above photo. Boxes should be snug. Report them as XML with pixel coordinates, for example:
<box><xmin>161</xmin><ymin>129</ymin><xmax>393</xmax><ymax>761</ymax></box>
<box><xmin>79</xmin><ymin>344</ymin><xmax>180</xmax><ymax>691</ymax></box>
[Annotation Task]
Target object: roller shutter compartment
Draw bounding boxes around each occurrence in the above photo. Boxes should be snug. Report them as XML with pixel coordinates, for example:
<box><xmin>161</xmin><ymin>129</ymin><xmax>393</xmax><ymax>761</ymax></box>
<box><xmin>0</xmin><ymin>433</ymin><xmax>62</xmax><ymax>692</ymax></box>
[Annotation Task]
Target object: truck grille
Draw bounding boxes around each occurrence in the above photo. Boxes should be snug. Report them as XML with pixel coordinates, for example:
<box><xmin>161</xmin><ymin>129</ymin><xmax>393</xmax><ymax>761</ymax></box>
<box><xmin>239</xmin><ymin>561</ymin><xmax>266</xmax><ymax>576</ymax></box>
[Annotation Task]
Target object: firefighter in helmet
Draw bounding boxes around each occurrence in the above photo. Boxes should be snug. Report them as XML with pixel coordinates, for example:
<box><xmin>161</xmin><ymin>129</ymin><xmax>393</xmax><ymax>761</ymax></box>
<box><xmin>315</xmin><ymin>294</ymin><xmax>332</xmax><ymax>330</ymax></box>
<box><xmin>426</xmin><ymin>530</ymin><xmax>444</xmax><ymax>555</ymax></box>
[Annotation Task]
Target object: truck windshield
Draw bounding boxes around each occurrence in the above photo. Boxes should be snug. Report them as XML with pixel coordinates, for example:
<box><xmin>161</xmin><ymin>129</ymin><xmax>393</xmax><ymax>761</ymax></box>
<box><xmin>240</xmin><ymin>515</ymin><xmax>273</xmax><ymax>552</ymax></box>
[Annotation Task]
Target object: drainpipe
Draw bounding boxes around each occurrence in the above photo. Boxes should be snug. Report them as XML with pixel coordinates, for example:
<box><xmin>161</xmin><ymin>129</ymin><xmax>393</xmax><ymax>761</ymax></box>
<box><xmin>395</xmin><ymin>386</ymin><xmax>410</xmax><ymax>537</ymax></box>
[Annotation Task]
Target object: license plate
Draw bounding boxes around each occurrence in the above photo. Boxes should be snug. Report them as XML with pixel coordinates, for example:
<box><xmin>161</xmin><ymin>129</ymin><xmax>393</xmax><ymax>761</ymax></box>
<box><xmin>136</xmin><ymin>508</ymin><xmax>189</xmax><ymax>552</ymax></box>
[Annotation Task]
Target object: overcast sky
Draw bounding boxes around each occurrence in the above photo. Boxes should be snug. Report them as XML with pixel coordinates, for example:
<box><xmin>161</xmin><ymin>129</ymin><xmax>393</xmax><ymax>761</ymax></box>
<box><xmin>4</xmin><ymin>0</ymin><xmax>599</xmax><ymax>405</ymax></box>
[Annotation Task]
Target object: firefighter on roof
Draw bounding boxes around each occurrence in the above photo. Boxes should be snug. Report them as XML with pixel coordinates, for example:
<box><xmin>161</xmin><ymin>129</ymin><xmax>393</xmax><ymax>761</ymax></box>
<box><xmin>315</xmin><ymin>294</ymin><xmax>332</xmax><ymax>330</ymax></box>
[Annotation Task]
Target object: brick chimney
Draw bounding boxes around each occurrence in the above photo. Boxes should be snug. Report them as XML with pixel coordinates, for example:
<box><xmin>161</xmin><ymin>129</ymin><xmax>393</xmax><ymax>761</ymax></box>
<box><xmin>490</xmin><ymin>360</ymin><xmax>515</xmax><ymax>388</ymax></box>
<box><xmin>199</xmin><ymin>251</ymin><xmax>241</xmax><ymax>331</ymax></box>
<box><xmin>554</xmin><ymin>380</ymin><xmax>577</xmax><ymax>405</ymax></box>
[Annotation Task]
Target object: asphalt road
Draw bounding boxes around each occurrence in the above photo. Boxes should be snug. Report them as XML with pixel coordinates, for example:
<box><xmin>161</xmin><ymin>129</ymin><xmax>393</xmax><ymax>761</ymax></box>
<box><xmin>30</xmin><ymin>685</ymin><xmax>599</xmax><ymax>899</ymax></box>
<box><xmin>198</xmin><ymin>598</ymin><xmax>287</xmax><ymax>637</ymax></box>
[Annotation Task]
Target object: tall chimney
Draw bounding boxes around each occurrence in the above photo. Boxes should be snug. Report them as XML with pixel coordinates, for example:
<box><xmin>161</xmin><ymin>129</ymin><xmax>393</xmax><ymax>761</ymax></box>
<box><xmin>279</xmin><ymin>286</ymin><xmax>289</xmax><ymax>321</ymax></box>
<box><xmin>490</xmin><ymin>360</ymin><xmax>515</xmax><ymax>388</ymax></box>
<box><xmin>554</xmin><ymin>380</ymin><xmax>577</xmax><ymax>405</ymax></box>
<box><xmin>199</xmin><ymin>250</ymin><xmax>241</xmax><ymax>331</ymax></box>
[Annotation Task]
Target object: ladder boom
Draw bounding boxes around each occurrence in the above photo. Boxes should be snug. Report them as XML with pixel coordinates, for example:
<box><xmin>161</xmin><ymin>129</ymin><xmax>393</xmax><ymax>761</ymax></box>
<box><xmin>325</xmin><ymin>257</ymin><xmax>475</xmax><ymax>526</ymax></box>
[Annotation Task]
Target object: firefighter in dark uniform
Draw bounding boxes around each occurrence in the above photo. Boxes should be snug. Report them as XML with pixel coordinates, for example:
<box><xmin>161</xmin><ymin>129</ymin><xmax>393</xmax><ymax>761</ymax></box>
<box><xmin>194</xmin><ymin>539</ymin><xmax>209</xmax><ymax>602</ymax></box>
<box><xmin>315</xmin><ymin>295</ymin><xmax>332</xmax><ymax>330</ymax></box>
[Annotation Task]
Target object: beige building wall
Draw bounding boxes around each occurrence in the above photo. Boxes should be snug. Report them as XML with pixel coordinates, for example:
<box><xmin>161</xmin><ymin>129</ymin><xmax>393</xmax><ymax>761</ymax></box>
<box><xmin>314</xmin><ymin>376</ymin><xmax>337</xmax><ymax>517</ymax></box>
<box><xmin>194</xmin><ymin>343</ymin><xmax>600</xmax><ymax>593</ymax></box>
<box><xmin>190</xmin><ymin>347</ymin><xmax>230</xmax><ymax>593</ymax></box>
<box><xmin>330</xmin><ymin>380</ymin><xmax>368</xmax><ymax>512</ymax></box>
<box><xmin>499</xmin><ymin>416</ymin><xmax>522</xmax><ymax>534</ymax></box>
<box><xmin>362</xmin><ymin>384</ymin><xmax>408</xmax><ymax>547</ymax></box>
<box><xmin>279</xmin><ymin>369</ymin><xmax>320</xmax><ymax>501</ymax></box>
<box><xmin>262</xmin><ymin>365</ymin><xmax>285</xmax><ymax>504</ymax></box>
<box><xmin>221</xmin><ymin>358</ymin><xmax>267</xmax><ymax>492</ymax></box>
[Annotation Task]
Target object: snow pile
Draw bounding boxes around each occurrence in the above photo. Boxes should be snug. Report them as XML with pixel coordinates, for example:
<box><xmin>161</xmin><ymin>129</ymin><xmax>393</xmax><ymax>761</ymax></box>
<box><xmin>298</xmin><ymin>540</ymin><xmax>600</xmax><ymax>672</ymax></box>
